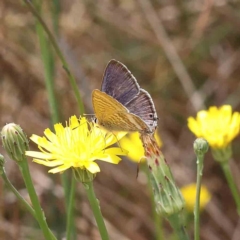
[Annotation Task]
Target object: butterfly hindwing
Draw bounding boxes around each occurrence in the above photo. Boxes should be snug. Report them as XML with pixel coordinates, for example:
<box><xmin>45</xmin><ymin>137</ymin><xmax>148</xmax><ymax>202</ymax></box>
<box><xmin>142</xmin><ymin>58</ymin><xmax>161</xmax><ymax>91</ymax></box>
<box><xmin>101</xmin><ymin>60</ymin><xmax>140</xmax><ymax>105</ymax></box>
<box><xmin>125</xmin><ymin>89</ymin><xmax>158</xmax><ymax>132</ymax></box>
<box><xmin>103</xmin><ymin>111</ymin><xmax>151</xmax><ymax>133</ymax></box>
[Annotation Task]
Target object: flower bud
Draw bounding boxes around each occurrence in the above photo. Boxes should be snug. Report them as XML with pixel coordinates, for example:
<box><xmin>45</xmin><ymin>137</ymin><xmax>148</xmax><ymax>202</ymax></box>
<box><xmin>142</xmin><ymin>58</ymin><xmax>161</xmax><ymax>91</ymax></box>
<box><xmin>193</xmin><ymin>138</ymin><xmax>209</xmax><ymax>156</ymax></box>
<box><xmin>1</xmin><ymin>123</ymin><xmax>29</xmax><ymax>162</ymax></box>
<box><xmin>141</xmin><ymin>134</ymin><xmax>185</xmax><ymax>217</ymax></box>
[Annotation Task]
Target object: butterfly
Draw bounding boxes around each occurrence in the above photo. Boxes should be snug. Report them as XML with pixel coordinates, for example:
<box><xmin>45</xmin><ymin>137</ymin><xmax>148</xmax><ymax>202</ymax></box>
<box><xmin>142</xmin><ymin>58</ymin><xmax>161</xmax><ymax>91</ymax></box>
<box><xmin>92</xmin><ymin>59</ymin><xmax>158</xmax><ymax>134</ymax></box>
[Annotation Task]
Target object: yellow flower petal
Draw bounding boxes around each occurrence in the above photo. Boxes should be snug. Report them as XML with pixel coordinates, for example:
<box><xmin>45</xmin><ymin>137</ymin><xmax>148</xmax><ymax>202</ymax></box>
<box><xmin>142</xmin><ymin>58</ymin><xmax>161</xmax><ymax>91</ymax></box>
<box><xmin>85</xmin><ymin>162</ymin><xmax>100</xmax><ymax>173</ymax></box>
<box><xmin>33</xmin><ymin>159</ymin><xmax>64</xmax><ymax>167</ymax></box>
<box><xmin>49</xmin><ymin>165</ymin><xmax>71</xmax><ymax>174</ymax></box>
<box><xmin>188</xmin><ymin>105</ymin><xmax>240</xmax><ymax>149</ymax></box>
<box><xmin>30</xmin><ymin>134</ymin><xmax>42</xmax><ymax>144</ymax></box>
<box><xmin>25</xmin><ymin>151</ymin><xmax>53</xmax><ymax>159</ymax></box>
<box><xmin>104</xmin><ymin>147</ymin><xmax>128</xmax><ymax>156</ymax></box>
<box><xmin>120</xmin><ymin>131</ymin><xmax>162</xmax><ymax>162</ymax></box>
<box><xmin>92</xmin><ymin>153</ymin><xmax>122</xmax><ymax>164</ymax></box>
<box><xmin>181</xmin><ymin>183</ymin><xmax>211</xmax><ymax>212</ymax></box>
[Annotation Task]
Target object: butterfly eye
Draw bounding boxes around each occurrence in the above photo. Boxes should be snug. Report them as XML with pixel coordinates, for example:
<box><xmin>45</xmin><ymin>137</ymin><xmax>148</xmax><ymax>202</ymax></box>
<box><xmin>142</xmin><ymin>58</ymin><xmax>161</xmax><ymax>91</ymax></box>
<box><xmin>149</xmin><ymin>113</ymin><xmax>153</xmax><ymax>118</ymax></box>
<box><xmin>92</xmin><ymin>117</ymin><xmax>98</xmax><ymax>123</ymax></box>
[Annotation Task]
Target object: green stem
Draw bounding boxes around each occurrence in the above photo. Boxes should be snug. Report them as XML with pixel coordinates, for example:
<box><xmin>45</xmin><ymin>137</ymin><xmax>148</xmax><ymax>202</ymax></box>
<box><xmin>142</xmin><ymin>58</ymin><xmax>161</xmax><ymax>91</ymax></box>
<box><xmin>1</xmin><ymin>167</ymin><xmax>57</xmax><ymax>240</ymax></box>
<box><xmin>51</xmin><ymin>0</ymin><xmax>60</xmax><ymax>36</ymax></box>
<box><xmin>66</xmin><ymin>175</ymin><xmax>76</xmax><ymax>240</ymax></box>
<box><xmin>18</xmin><ymin>159</ymin><xmax>57</xmax><ymax>240</ymax></box>
<box><xmin>167</xmin><ymin>213</ymin><xmax>189</xmax><ymax>240</ymax></box>
<box><xmin>23</xmin><ymin>0</ymin><xmax>85</xmax><ymax>114</ymax></box>
<box><xmin>25</xmin><ymin>0</ymin><xmax>77</xmax><ymax>235</ymax></box>
<box><xmin>1</xmin><ymin>168</ymin><xmax>36</xmax><ymax>218</ymax></box>
<box><xmin>35</xmin><ymin>7</ymin><xmax>59</xmax><ymax>126</ymax></box>
<box><xmin>84</xmin><ymin>181</ymin><xmax>109</xmax><ymax>240</ymax></box>
<box><xmin>221</xmin><ymin>161</ymin><xmax>240</xmax><ymax>215</ymax></box>
<box><xmin>32</xmin><ymin>0</ymin><xmax>71</xmax><ymax>234</ymax></box>
<box><xmin>144</xmin><ymin>163</ymin><xmax>164</xmax><ymax>240</ymax></box>
<box><xmin>194</xmin><ymin>154</ymin><xmax>204</xmax><ymax>240</ymax></box>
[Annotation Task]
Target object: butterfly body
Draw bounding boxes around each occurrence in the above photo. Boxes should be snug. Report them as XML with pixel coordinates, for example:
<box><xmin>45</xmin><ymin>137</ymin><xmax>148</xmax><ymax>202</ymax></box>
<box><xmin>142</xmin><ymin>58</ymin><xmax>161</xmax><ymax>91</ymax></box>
<box><xmin>92</xmin><ymin>60</ymin><xmax>158</xmax><ymax>134</ymax></box>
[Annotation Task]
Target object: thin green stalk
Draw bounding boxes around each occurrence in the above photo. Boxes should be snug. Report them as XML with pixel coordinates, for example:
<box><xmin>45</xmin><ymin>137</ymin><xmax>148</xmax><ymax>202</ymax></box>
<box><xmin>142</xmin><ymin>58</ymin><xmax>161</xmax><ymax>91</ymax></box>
<box><xmin>27</xmin><ymin>0</ymin><xmax>77</xmax><ymax>236</ymax></box>
<box><xmin>18</xmin><ymin>159</ymin><xmax>57</xmax><ymax>240</ymax></box>
<box><xmin>212</xmin><ymin>146</ymin><xmax>240</xmax><ymax>216</ymax></box>
<box><xmin>32</xmin><ymin>1</ymin><xmax>71</xmax><ymax>234</ymax></box>
<box><xmin>193</xmin><ymin>138</ymin><xmax>208</xmax><ymax>240</ymax></box>
<box><xmin>194</xmin><ymin>154</ymin><xmax>204</xmax><ymax>240</ymax></box>
<box><xmin>84</xmin><ymin>181</ymin><xmax>109</xmax><ymax>240</ymax></box>
<box><xmin>144</xmin><ymin>163</ymin><xmax>164</xmax><ymax>240</ymax></box>
<box><xmin>1</xmin><ymin>168</ymin><xmax>36</xmax><ymax>218</ymax></box>
<box><xmin>221</xmin><ymin>161</ymin><xmax>240</xmax><ymax>215</ymax></box>
<box><xmin>51</xmin><ymin>0</ymin><xmax>60</xmax><ymax>36</ymax></box>
<box><xmin>23</xmin><ymin>0</ymin><xmax>85</xmax><ymax>114</ymax></box>
<box><xmin>1</xmin><ymin>167</ymin><xmax>57</xmax><ymax>240</ymax></box>
<box><xmin>167</xmin><ymin>213</ymin><xmax>189</xmax><ymax>240</ymax></box>
<box><xmin>66</xmin><ymin>175</ymin><xmax>76</xmax><ymax>240</ymax></box>
<box><xmin>35</xmin><ymin>14</ymin><xmax>59</xmax><ymax>126</ymax></box>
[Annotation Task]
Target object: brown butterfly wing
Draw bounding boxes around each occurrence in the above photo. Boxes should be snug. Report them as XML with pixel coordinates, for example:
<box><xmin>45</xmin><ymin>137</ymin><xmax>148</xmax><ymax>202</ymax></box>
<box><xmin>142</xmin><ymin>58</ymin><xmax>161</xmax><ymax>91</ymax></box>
<box><xmin>125</xmin><ymin>89</ymin><xmax>158</xmax><ymax>132</ymax></box>
<box><xmin>101</xmin><ymin>60</ymin><xmax>140</xmax><ymax>105</ymax></box>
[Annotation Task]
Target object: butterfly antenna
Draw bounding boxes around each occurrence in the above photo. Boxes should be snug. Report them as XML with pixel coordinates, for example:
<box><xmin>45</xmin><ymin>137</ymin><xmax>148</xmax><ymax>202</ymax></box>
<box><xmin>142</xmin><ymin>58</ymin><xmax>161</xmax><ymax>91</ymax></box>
<box><xmin>111</xmin><ymin>131</ymin><xmax>123</xmax><ymax>152</ymax></box>
<box><xmin>98</xmin><ymin>128</ymin><xmax>107</xmax><ymax>152</ymax></box>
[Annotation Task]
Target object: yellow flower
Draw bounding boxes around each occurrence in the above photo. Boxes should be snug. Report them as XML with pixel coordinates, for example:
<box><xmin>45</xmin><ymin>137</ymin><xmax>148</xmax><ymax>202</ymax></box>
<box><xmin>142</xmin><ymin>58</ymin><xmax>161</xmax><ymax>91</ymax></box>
<box><xmin>181</xmin><ymin>183</ymin><xmax>211</xmax><ymax>212</ymax></box>
<box><xmin>119</xmin><ymin>131</ymin><xmax>162</xmax><ymax>162</ymax></box>
<box><xmin>25</xmin><ymin>116</ymin><xmax>127</xmax><ymax>174</ymax></box>
<box><xmin>188</xmin><ymin>105</ymin><xmax>240</xmax><ymax>149</ymax></box>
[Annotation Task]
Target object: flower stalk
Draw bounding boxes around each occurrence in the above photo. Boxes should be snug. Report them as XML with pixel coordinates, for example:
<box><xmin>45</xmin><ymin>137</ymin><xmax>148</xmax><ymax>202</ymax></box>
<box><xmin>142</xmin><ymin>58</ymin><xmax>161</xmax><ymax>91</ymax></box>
<box><xmin>193</xmin><ymin>138</ymin><xmax>209</xmax><ymax>240</ymax></box>
<box><xmin>0</xmin><ymin>165</ymin><xmax>35</xmax><ymax>218</ymax></box>
<box><xmin>23</xmin><ymin>0</ymin><xmax>84</xmax><ymax>114</ymax></box>
<box><xmin>18</xmin><ymin>159</ymin><xmax>57</xmax><ymax>240</ymax></box>
<box><xmin>220</xmin><ymin>161</ymin><xmax>240</xmax><ymax>215</ymax></box>
<box><xmin>211</xmin><ymin>146</ymin><xmax>240</xmax><ymax>215</ymax></box>
<box><xmin>84</xmin><ymin>181</ymin><xmax>110</xmax><ymax>240</ymax></box>
<box><xmin>66</xmin><ymin>174</ymin><xmax>76</xmax><ymax>240</ymax></box>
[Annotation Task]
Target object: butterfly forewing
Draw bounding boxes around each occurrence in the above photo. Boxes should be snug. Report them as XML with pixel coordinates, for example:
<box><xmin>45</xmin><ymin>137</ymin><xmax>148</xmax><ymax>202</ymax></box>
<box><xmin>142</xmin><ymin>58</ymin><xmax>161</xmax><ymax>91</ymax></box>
<box><xmin>125</xmin><ymin>89</ymin><xmax>158</xmax><ymax>132</ymax></box>
<box><xmin>92</xmin><ymin>89</ymin><xmax>128</xmax><ymax>119</ymax></box>
<box><xmin>101</xmin><ymin>60</ymin><xmax>140</xmax><ymax>105</ymax></box>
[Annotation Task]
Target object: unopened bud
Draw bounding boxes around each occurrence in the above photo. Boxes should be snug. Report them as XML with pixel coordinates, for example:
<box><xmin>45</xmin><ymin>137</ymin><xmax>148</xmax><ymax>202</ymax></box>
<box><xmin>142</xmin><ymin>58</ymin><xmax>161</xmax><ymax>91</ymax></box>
<box><xmin>1</xmin><ymin>123</ymin><xmax>29</xmax><ymax>162</ymax></box>
<box><xmin>194</xmin><ymin>138</ymin><xmax>209</xmax><ymax>156</ymax></box>
<box><xmin>141</xmin><ymin>134</ymin><xmax>185</xmax><ymax>217</ymax></box>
